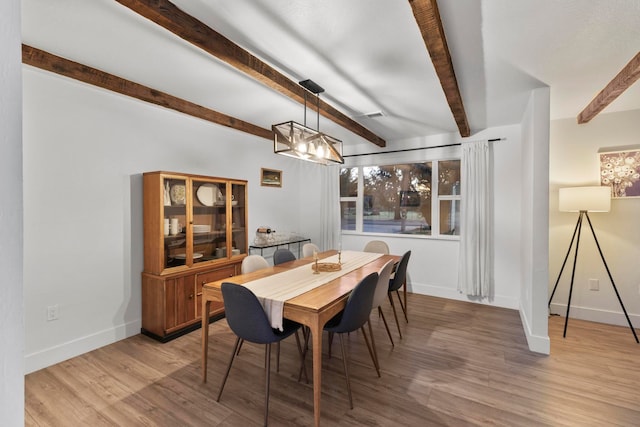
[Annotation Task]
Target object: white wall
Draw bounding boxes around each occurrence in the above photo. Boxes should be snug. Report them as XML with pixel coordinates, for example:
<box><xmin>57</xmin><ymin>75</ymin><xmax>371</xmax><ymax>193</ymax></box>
<box><xmin>22</xmin><ymin>68</ymin><xmax>317</xmax><ymax>373</ymax></box>
<box><xmin>0</xmin><ymin>0</ymin><xmax>24</xmax><ymax>423</ymax></box>
<box><xmin>518</xmin><ymin>87</ymin><xmax>551</xmax><ymax>354</ymax></box>
<box><xmin>296</xmin><ymin>162</ymin><xmax>330</xmax><ymax>248</ymax></box>
<box><xmin>341</xmin><ymin>124</ymin><xmax>525</xmax><ymax>311</ymax></box>
<box><xmin>549</xmin><ymin>109</ymin><xmax>640</xmax><ymax>330</ymax></box>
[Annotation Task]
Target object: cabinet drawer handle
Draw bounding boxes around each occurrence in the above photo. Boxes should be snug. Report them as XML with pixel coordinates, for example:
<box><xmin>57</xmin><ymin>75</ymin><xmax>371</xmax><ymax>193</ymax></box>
<box><xmin>189</xmin><ymin>293</ymin><xmax>194</xmax><ymax>299</ymax></box>
<box><xmin>197</xmin><ymin>292</ymin><xmax>203</xmax><ymax>297</ymax></box>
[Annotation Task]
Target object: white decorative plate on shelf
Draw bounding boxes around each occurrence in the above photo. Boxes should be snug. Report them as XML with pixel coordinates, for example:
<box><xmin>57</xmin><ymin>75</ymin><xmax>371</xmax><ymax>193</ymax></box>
<box><xmin>196</xmin><ymin>184</ymin><xmax>222</xmax><ymax>207</ymax></box>
<box><xmin>170</xmin><ymin>184</ymin><xmax>186</xmax><ymax>205</ymax></box>
<box><xmin>196</xmin><ymin>184</ymin><xmax>213</xmax><ymax>206</ymax></box>
<box><xmin>174</xmin><ymin>252</ymin><xmax>203</xmax><ymax>260</ymax></box>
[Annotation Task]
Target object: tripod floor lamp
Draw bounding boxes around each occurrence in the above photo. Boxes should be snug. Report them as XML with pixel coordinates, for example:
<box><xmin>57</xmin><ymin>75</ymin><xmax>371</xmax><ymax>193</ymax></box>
<box><xmin>549</xmin><ymin>186</ymin><xmax>638</xmax><ymax>343</ymax></box>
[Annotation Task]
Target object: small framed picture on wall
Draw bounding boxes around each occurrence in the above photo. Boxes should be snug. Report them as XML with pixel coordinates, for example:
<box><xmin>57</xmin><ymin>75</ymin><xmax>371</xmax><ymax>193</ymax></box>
<box><xmin>599</xmin><ymin>147</ymin><xmax>640</xmax><ymax>198</ymax></box>
<box><xmin>261</xmin><ymin>168</ymin><xmax>282</xmax><ymax>187</ymax></box>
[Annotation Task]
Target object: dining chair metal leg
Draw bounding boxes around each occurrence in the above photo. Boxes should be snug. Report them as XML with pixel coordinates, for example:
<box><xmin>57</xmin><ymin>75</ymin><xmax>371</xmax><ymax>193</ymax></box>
<box><xmin>294</xmin><ymin>330</ymin><xmax>309</xmax><ymax>383</ymax></box>
<box><xmin>378</xmin><ymin>306</ymin><xmax>394</xmax><ymax>347</ymax></box>
<box><xmin>388</xmin><ymin>293</ymin><xmax>403</xmax><ymax>339</ymax></box>
<box><xmin>366</xmin><ymin>320</ymin><xmax>378</xmax><ymax>371</ymax></box>
<box><xmin>395</xmin><ymin>289</ymin><xmax>408</xmax><ymax>323</ymax></box>
<box><xmin>217</xmin><ymin>336</ymin><xmax>242</xmax><ymax>402</ymax></box>
<box><xmin>302</xmin><ymin>326</ymin><xmax>309</xmax><ymax>349</ymax></box>
<box><xmin>264</xmin><ymin>343</ymin><xmax>272</xmax><ymax>427</ymax></box>
<box><xmin>362</xmin><ymin>323</ymin><xmax>380</xmax><ymax>377</ymax></box>
<box><xmin>328</xmin><ymin>331</ymin><xmax>334</xmax><ymax>358</ymax></box>
<box><xmin>403</xmin><ymin>279</ymin><xmax>408</xmax><ymax>323</ymax></box>
<box><xmin>236</xmin><ymin>338</ymin><xmax>244</xmax><ymax>356</ymax></box>
<box><xmin>298</xmin><ymin>328</ymin><xmax>311</xmax><ymax>383</ymax></box>
<box><xmin>303</xmin><ymin>326</ymin><xmax>310</xmax><ymax>361</ymax></box>
<box><xmin>275</xmin><ymin>341</ymin><xmax>280</xmax><ymax>372</ymax></box>
<box><xmin>338</xmin><ymin>334</ymin><xmax>354</xmax><ymax>409</ymax></box>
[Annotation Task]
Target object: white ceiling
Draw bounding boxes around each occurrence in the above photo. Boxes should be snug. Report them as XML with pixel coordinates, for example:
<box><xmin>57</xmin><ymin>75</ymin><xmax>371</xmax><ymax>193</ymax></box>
<box><xmin>22</xmin><ymin>0</ymin><xmax>640</xmax><ymax>149</ymax></box>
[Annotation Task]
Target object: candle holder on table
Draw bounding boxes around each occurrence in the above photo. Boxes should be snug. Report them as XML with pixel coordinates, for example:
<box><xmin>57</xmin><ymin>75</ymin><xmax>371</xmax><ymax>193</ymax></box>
<box><xmin>311</xmin><ymin>250</ymin><xmax>342</xmax><ymax>273</ymax></box>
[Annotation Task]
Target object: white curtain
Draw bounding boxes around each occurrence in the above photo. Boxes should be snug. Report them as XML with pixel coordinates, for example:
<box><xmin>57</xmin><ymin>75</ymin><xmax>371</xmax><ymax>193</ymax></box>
<box><xmin>458</xmin><ymin>140</ymin><xmax>493</xmax><ymax>297</ymax></box>
<box><xmin>320</xmin><ymin>165</ymin><xmax>341</xmax><ymax>250</ymax></box>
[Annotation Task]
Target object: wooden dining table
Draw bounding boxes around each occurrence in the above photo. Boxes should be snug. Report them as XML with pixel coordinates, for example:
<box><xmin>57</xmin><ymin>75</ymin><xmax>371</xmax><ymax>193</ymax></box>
<box><xmin>201</xmin><ymin>250</ymin><xmax>400</xmax><ymax>427</ymax></box>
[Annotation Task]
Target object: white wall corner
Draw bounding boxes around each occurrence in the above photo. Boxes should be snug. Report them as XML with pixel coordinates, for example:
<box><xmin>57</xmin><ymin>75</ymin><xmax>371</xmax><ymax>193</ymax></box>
<box><xmin>519</xmin><ymin>305</ymin><xmax>550</xmax><ymax>354</ymax></box>
<box><xmin>1</xmin><ymin>0</ymin><xmax>24</xmax><ymax>424</ymax></box>
<box><xmin>519</xmin><ymin>86</ymin><xmax>551</xmax><ymax>350</ymax></box>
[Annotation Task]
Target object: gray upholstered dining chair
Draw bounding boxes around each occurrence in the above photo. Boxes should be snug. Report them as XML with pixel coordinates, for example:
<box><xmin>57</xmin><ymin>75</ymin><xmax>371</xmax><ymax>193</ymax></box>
<box><xmin>273</xmin><ymin>248</ymin><xmax>296</xmax><ymax>265</ymax></box>
<box><xmin>367</xmin><ymin>259</ymin><xmax>396</xmax><ymax>371</ymax></box>
<box><xmin>241</xmin><ymin>254</ymin><xmax>269</xmax><ymax>274</ymax></box>
<box><xmin>217</xmin><ymin>282</ymin><xmax>305</xmax><ymax>426</ymax></box>
<box><xmin>363</xmin><ymin>240</ymin><xmax>390</xmax><ymax>254</ymax></box>
<box><xmin>320</xmin><ymin>272</ymin><xmax>379</xmax><ymax>409</ymax></box>
<box><xmin>363</xmin><ymin>239</ymin><xmax>400</xmax><ymax>286</ymax></box>
<box><xmin>236</xmin><ymin>254</ymin><xmax>270</xmax><ymax>358</ymax></box>
<box><xmin>302</xmin><ymin>242</ymin><xmax>320</xmax><ymax>258</ymax></box>
<box><xmin>387</xmin><ymin>250</ymin><xmax>411</xmax><ymax>339</ymax></box>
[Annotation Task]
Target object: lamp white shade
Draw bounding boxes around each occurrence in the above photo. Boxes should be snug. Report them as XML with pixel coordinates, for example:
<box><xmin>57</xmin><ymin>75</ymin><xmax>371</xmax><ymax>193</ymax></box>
<box><xmin>559</xmin><ymin>186</ymin><xmax>611</xmax><ymax>212</ymax></box>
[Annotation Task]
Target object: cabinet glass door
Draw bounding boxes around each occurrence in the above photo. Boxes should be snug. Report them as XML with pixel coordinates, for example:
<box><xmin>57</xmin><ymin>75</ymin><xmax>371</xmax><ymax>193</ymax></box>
<box><xmin>230</xmin><ymin>182</ymin><xmax>247</xmax><ymax>256</ymax></box>
<box><xmin>192</xmin><ymin>179</ymin><xmax>226</xmax><ymax>263</ymax></box>
<box><xmin>163</xmin><ymin>176</ymin><xmax>187</xmax><ymax>269</ymax></box>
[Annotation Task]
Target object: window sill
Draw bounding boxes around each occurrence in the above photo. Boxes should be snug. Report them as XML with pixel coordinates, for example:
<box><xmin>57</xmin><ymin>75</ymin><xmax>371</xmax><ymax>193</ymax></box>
<box><xmin>341</xmin><ymin>231</ymin><xmax>460</xmax><ymax>242</ymax></box>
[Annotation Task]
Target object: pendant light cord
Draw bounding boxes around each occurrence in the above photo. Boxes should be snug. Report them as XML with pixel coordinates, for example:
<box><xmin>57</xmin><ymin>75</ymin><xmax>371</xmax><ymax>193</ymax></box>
<box><xmin>303</xmin><ymin>91</ymin><xmax>307</xmax><ymax>126</ymax></box>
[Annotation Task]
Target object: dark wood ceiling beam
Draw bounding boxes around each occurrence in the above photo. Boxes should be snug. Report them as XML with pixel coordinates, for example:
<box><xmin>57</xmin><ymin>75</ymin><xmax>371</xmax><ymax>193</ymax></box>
<box><xmin>115</xmin><ymin>0</ymin><xmax>386</xmax><ymax>147</ymax></box>
<box><xmin>22</xmin><ymin>44</ymin><xmax>273</xmax><ymax>140</ymax></box>
<box><xmin>409</xmin><ymin>0</ymin><xmax>470</xmax><ymax>137</ymax></box>
<box><xmin>577</xmin><ymin>51</ymin><xmax>640</xmax><ymax>124</ymax></box>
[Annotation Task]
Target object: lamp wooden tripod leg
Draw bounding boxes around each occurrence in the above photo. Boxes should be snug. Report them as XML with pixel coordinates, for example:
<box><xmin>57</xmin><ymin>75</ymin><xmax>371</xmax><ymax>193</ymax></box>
<box><xmin>549</xmin><ymin>211</ymin><xmax>639</xmax><ymax>343</ymax></box>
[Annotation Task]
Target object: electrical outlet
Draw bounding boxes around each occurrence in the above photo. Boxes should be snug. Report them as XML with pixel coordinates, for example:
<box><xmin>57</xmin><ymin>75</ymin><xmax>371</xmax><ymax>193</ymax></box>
<box><xmin>47</xmin><ymin>304</ymin><xmax>59</xmax><ymax>321</ymax></box>
<box><xmin>589</xmin><ymin>279</ymin><xmax>599</xmax><ymax>291</ymax></box>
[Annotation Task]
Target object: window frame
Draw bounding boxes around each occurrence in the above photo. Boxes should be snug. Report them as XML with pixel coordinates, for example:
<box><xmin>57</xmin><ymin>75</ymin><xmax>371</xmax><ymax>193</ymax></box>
<box><xmin>435</xmin><ymin>159</ymin><xmax>462</xmax><ymax>237</ymax></box>
<box><xmin>340</xmin><ymin>158</ymin><xmax>461</xmax><ymax>240</ymax></box>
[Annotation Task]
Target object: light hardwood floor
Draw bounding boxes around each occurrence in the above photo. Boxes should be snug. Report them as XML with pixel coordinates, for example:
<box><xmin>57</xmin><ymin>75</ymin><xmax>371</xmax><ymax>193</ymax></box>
<box><xmin>25</xmin><ymin>294</ymin><xmax>640</xmax><ymax>426</ymax></box>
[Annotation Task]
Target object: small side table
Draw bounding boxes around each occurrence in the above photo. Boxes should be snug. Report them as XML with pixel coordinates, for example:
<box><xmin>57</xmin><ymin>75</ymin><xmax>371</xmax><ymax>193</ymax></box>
<box><xmin>249</xmin><ymin>236</ymin><xmax>311</xmax><ymax>259</ymax></box>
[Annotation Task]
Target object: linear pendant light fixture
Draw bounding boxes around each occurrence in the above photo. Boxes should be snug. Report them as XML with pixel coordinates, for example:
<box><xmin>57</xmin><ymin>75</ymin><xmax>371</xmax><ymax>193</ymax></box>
<box><xmin>273</xmin><ymin>79</ymin><xmax>344</xmax><ymax>165</ymax></box>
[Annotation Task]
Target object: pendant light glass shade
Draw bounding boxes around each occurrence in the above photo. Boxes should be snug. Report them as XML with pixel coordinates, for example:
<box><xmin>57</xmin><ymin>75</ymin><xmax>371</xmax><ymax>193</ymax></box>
<box><xmin>273</xmin><ymin>121</ymin><xmax>344</xmax><ymax>165</ymax></box>
<box><xmin>273</xmin><ymin>79</ymin><xmax>344</xmax><ymax>165</ymax></box>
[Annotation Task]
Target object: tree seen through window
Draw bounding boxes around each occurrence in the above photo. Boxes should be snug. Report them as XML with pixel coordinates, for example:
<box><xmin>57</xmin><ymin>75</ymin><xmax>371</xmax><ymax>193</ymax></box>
<box><xmin>340</xmin><ymin>160</ymin><xmax>459</xmax><ymax>236</ymax></box>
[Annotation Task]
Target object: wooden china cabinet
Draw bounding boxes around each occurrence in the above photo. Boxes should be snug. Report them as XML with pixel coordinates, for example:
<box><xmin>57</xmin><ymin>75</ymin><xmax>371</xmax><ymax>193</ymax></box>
<box><xmin>141</xmin><ymin>171</ymin><xmax>248</xmax><ymax>342</ymax></box>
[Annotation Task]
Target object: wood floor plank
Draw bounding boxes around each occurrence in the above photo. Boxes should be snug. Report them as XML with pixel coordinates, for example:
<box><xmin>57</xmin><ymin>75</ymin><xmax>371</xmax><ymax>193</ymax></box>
<box><xmin>25</xmin><ymin>294</ymin><xmax>640</xmax><ymax>426</ymax></box>
<box><xmin>25</xmin><ymin>369</ymin><xmax>118</xmax><ymax>426</ymax></box>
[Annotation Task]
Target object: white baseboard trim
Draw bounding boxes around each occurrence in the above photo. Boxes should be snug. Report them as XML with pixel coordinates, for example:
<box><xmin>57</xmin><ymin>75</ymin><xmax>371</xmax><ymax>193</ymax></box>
<box><xmin>549</xmin><ymin>302</ymin><xmax>640</xmax><ymax>327</ymax></box>
<box><xmin>519</xmin><ymin>308</ymin><xmax>550</xmax><ymax>354</ymax></box>
<box><xmin>410</xmin><ymin>282</ymin><xmax>520</xmax><ymax>310</ymax></box>
<box><xmin>410</xmin><ymin>281</ymin><xmax>551</xmax><ymax>354</ymax></box>
<box><xmin>25</xmin><ymin>319</ymin><xmax>141</xmax><ymax>374</ymax></box>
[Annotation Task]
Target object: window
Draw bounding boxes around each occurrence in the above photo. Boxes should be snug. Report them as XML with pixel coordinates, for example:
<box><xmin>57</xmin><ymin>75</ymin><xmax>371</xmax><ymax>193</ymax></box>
<box><xmin>437</xmin><ymin>160</ymin><xmax>461</xmax><ymax>235</ymax></box>
<box><xmin>339</xmin><ymin>167</ymin><xmax>358</xmax><ymax>231</ymax></box>
<box><xmin>339</xmin><ymin>160</ymin><xmax>460</xmax><ymax>237</ymax></box>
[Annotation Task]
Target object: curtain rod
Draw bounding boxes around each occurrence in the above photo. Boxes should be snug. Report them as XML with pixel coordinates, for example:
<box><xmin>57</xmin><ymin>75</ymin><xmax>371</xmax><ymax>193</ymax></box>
<box><xmin>343</xmin><ymin>137</ymin><xmax>506</xmax><ymax>158</ymax></box>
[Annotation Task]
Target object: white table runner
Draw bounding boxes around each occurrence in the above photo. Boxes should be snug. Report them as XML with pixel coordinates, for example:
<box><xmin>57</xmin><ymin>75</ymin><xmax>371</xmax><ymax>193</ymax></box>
<box><xmin>243</xmin><ymin>250</ymin><xmax>383</xmax><ymax>330</ymax></box>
